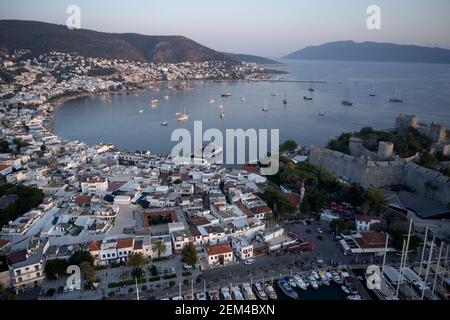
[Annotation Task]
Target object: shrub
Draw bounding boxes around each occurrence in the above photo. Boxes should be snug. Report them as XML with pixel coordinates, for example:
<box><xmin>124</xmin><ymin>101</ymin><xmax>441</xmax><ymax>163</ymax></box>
<box><xmin>182</xmin><ymin>271</ymin><xmax>192</xmax><ymax>277</ymax></box>
<box><xmin>46</xmin><ymin>288</ymin><xmax>56</xmax><ymax>297</ymax></box>
<box><xmin>163</xmin><ymin>274</ymin><xmax>177</xmax><ymax>280</ymax></box>
<box><xmin>148</xmin><ymin>276</ymin><xmax>160</xmax><ymax>282</ymax></box>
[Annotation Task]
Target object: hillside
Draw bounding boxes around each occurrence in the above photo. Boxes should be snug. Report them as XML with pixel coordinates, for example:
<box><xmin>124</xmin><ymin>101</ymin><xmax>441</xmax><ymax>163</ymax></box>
<box><xmin>0</xmin><ymin>20</ymin><xmax>237</xmax><ymax>64</ymax></box>
<box><xmin>222</xmin><ymin>52</ymin><xmax>281</xmax><ymax>65</ymax></box>
<box><xmin>284</xmin><ymin>41</ymin><xmax>450</xmax><ymax>64</ymax></box>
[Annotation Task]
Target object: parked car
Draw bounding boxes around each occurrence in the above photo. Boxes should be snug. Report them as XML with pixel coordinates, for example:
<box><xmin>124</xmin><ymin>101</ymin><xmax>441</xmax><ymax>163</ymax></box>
<box><xmin>244</xmin><ymin>259</ymin><xmax>255</xmax><ymax>265</ymax></box>
<box><xmin>317</xmin><ymin>228</ymin><xmax>324</xmax><ymax>234</ymax></box>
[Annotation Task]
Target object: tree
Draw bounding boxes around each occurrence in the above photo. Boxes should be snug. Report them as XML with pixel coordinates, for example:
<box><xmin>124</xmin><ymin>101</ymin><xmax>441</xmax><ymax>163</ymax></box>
<box><xmin>181</xmin><ymin>243</ymin><xmax>198</xmax><ymax>265</ymax></box>
<box><xmin>364</xmin><ymin>187</ymin><xmax>387</xmax><ymax>213</ymax></box>
<box><xmin>280</xmin><ymin>140</ymin><xmax>298</xmax><ymax>153</ymax></box>
<box><xmin>127</xmin><ymin>252</ymin><xmax>146</xmax><ymax>270</ymax></box>
<box><xmin>44</xmin><ymin>259</ymin><xmax>69</xmax><ymax>280</ymax></box>
<box><xmin>80</xmin><ymin>261</ymin><xmax>96</xmax><ymax>285</ymax></box>
<box><xmin>69</xmin><ymin>250</ymin><xmax>94</xmax><ymax>267</ymax></box>
<box><xmin>391</xmin><ymin>230</ymin><xmax>421</xmax><ymax>252</ymax></box>
<box><xmin>152</xmin><ymin>240</ymin><xmax>167</xmax><ymax>258</ymax></box>
<box><xmin>330</xmin><ymin>219</ymin><xmax>348</xmax><ymax>233</ymax></box>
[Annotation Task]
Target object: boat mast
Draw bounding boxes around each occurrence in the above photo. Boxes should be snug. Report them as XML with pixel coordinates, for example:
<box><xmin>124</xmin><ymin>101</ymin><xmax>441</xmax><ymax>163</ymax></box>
<box><xmin>431</xmin><ymin>242</ymin><xmax>444</xmax><ymax>296</ymax></box>
<box><xmin>135</xmin><ymin>277</ymin><xmax>140</xmax><ymax>300</ymax></box>
<box><xmin>396</xmin><ymin>239</ymin><xmax>406</xmax><ymax>298</ymax></box>
<box><xmin>421</xmin><ymin>237</ymin><xmax>435</xmax><ymax>300</ymax></box>
<box><xmin>418</xmin><ymin>226</ymin><xmax>429</xmax><ymax>278</ymax></box>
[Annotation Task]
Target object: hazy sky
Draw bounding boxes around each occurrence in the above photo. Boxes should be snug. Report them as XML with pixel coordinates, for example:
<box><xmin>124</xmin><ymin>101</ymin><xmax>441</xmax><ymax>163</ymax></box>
<box><xmin>1</xmin><ymin>0</ymin><xmax>449</xmax><ymax>57</ymax></box>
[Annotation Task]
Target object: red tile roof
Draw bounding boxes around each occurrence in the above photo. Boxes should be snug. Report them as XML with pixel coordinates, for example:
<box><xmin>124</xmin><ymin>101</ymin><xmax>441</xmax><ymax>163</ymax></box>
<box><xmin>75</xmin><ymin>195</ymin><xmax>92</xmax><ymax>205</ymax></box>
<box><xmin>242</xmin><ymin>165</ymin><xmax>261</xmax><ymax>175</ymax></box>
<box><xmin>356</xmin><ymin>232</ymin><xmax>389</xmax><ymax>248</ymax></box>
<box><xmin>251</xmin><ymin>206</ymin><xmax>273</xmax><ymax>215</ymax></box>
<box><xmin>0</xmin><ymin>164</ymin><xmax>12</xmax><ymax>172</ymax></box>
<box><xmin>87</xmin><ymin>240</ymin><xmax>102</xmax><ymax>252</ymax></box>
<box><xmin>116</xmin><ymin>238</ymin><xmax>134</xmax><ymax>249</ymax></box>
<box><xmin>355</xmin><ymin>215</ymin><xmax>381</xmax><ymax>223</ymax></box>
<box><xmin>205</xmin><ymin>243</ymin><xmax>232</xmax><ymax>256</ymax></box>
<box><xmin>8</xmin><ymin>249</ymin><xmax>27</xmax><ymax>265</ymax></box>
<box><xmin>190</xmin><ymin>226</ymin><xmax>202</xmax><ymax>238</ymax></box>
<box><xmin>235</xmin><ymin>201</ymin><xmax>254</xmax><ymax>218</ymax></box>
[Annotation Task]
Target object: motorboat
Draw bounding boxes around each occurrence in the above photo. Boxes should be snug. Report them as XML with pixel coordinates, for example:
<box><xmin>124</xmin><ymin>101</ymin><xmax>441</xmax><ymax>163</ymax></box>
<box><xmin>264</xmin><ymin>283</ymin><xmax>278</xmax><ymax>300</ymax></box>
<box><xmin>319</xmin><ymin>271</ymin><xmax>330</xmax><ymax>286</ymax></box>
<box><xmin>208</xmin><ymin>290</ymin><xmax>219</xmax><ymax>301</ymax></box>
<box><xmin>172</xmin><ymin>296</ymin><xmax>183</xmax><ymax>300</ymax></box>
<box><xmin>277</xmin><ymin>279</ymin><xmax>298</xmax><ymax>300</ymax></box>
<box><xmin>253</xmin><ymin>282</ymin><xmax>268</xmax><ymax>300</ymax></box>
<box><xmin>151</xmin><ymin>99</ymin><xmax>159</xmax><ymax>105</ymax></box>
<box><xmin>221</xmin><ymin>92</ymin><xmax>231</xmax><ymax>97</ymax></box>
<box><xmin>341</xmin><ymin>285</ymin><xmax>350</xmax><ymax>294</ymax></box>
<box><xmin>161</xmin><ymin>122</ymin><xmax>168</xmax><ymax>127</ymax></box>
<box><xmin>346</xmin><ymin>294</ymin><xmax>362</xmax><ymax>300</ymax></box>
<box><xmin>308</xmin><ymin>275</ymin><xmax>319</xmax><ymax>290</ymax></box>
<box><xmin>293</xmin><ymin>274</ymin><xmax>308</xmax><ymax>291</ymax></box>
<box><xmin>332</xmin><ymin>270</ymin><xmax>343</xmax><ymax>284</ymax></box>
<box><xmin>195</xmin><ymin>292</ymin><xmax>207</xmax><ymax>300</ymax></box>
<box><xmin>242</xmin><ymin>283</ymin><xmax>257</xmax><ymax>300</ymax></box>
<box><xmin>231</xmin><ymin>286</ymin><xmax>244</xmax><ymax>300</ymax></box>
<box><xmin>312</xmin><ymin>271</ymin><xmax>321</xmax><ymax>281</ymax></box>
<box><xmin>221</xmin><ymin>287</ymin><xmax>232</xmax><ymax>300</ymax></box>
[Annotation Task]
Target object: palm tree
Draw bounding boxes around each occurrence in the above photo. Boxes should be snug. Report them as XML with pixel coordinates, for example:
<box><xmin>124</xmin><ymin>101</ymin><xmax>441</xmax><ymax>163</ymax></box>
<box><xmin>152</xmin><ymin>240</ymin><xmax>167</xmax><ymax>258</ymax></box>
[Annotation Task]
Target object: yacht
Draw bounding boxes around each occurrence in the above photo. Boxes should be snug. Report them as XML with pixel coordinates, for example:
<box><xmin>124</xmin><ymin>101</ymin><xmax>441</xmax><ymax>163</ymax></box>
<box><xmin>151</xmin><ymin>98</ymin><xmax>159</xmax><ymax>105</ymax></box>
<box><xmin>331</xmin><ymin>270</ymin><xmax>342</xmax><ymax>284</ymax></box>
<box><xmin>342</xmin><ymin>89</ymin><xmax>353</xmax><ymax>106</ymax></box>
<box><xmin>242</xmin><ymin>283</ymin><xmax>257</xmax><ymax>300</ymax></box>
<box><xmin>231</xmin><ymin>286</ymin><xmax>244</xmax><ymax>300</ymax></box>
<box><xmin>220</xmin><ymin>287</ymin><xmax>232</xmax><ymax>300</ymax></box>
<box><xmin>208</xmin><ymin>290</ymin><xmax>220</xmax><ymax>301</ymax></box>
<box><xmin>264</xmin><ymin>283</ymin><xmax>278</xmax><ymax>300</ymax></box>
<box><xmin>293</xmin><ymin>274</ymin><xmax>308</xmax><ymax>291</ymax></box>
<box><xmin>326</xmin><ymin>271</ymin><xmax>334</xmax><ymax>282</ymax></box>
<box><xmin>139</xmin><ymin>108</ymin><xmax>144</xmax><ymax>113</ymax></box>
<box><xmin>271</xmin><ymin>92</ymin><xmax>279</xmax><ymax>97</ymax></box>
<box><xmin>221</xmin><ymin>92</ymin><xmax>231</xmax><ymax>97</ymax></box>
<box><xmin>253</xmin><ymin>282</ymin><xmax>268</xmax><ymax>300</ymax></box>
<box><xmin>277</xmin><ymin>279</ymin><xmax>298</xmax><ymax>300</ymax></box>
<box><xmin>161</xmin><ymin>122</ymin><xmax>168</xmax><ymax>127</ymax></box>
<box><xmin>164</xmin><ymin>95</ymin><xmax>170</xmax><ymax>100</ymax></box>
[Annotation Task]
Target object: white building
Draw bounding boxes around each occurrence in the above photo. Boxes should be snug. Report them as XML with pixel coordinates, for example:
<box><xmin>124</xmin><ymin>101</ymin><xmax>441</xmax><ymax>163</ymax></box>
<box><xmin>81</xmin><ymin>177</ymin><xmax>108</xmax><ymax>194</ymax></box>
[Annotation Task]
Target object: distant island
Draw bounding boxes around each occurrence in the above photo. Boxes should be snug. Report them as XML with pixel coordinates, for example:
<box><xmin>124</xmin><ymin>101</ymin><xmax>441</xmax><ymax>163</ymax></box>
<box><xmin>222</xmin><ymin>52</ymin><xmax>282</xmax><ymax>65</ymax></box>
<box><xmin>284</xmin><ymin>40</ymin><xmax>450</xmax><ymax>64</ymax></box>
<box><xmin>0</xmin><ymin>20</ymin><xmax>229</xmax><ymax>65</ymax></box>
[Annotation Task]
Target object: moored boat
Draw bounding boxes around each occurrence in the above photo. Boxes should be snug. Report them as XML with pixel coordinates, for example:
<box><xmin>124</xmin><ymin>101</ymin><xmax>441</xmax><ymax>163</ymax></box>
<box><xmin>242</xmin><ymin>283</ymin><xmax>257</xmax><ymax>300</ymax></box>
<box><xmin>293</xmin><ymin>274</ymin><xmax>308</xmax><ymax>291</ymax></box>
<box><xmin>264</xmin><ymin>283</ymin><xmax>278</xmax><ymax>300</ymax></box>
<box><xmin>208</xmin><ymin>290</ymin><xmax>219</xmax><ymax>300</ymax></box>
<box><xmin>221</xmin><ymin>287</ymin><xmax>232</xmax><ymax>300</ymax></box>
<box><xmin>277</xmin><ymin>279</ymin><xmax>298</xmax><ymax>300</ymax></box>
<box><xmin>231</xmin><ymin>286</ymin><xmax>244</xmax><ymax>300</ymax></box>
<box><xmin>253</xmin><ymin>282</ymin><xmax>268</xmax><ymax>300</ymax></box>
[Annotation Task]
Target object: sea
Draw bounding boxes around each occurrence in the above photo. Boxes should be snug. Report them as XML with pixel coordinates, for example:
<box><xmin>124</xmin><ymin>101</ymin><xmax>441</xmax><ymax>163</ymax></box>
<box><xmin>53</xmin><ymin>59</ymin><xmax>450</xmax><ymax>154</ymax></box>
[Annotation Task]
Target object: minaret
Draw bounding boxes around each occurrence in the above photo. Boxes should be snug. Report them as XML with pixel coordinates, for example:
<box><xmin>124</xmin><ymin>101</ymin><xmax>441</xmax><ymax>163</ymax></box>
<box><xmin>299</xmin><ymin>181</ymin><xmax>305</xmax><ymax>208</ymax></box>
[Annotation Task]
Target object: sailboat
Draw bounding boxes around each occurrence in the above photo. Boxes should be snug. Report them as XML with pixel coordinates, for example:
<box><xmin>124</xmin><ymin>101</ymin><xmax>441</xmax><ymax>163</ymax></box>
<box><xmin>369</xmin><ymin>85</ymin><xmax>376</xmax><ymax>97</ymax></box>
<box><xmin>177</xmin><ymin>105</ymin><xmax>189</xmax><ymax>122</ymax></box>
<box><xmin>304</xmin><ymin>89</ymin><xmax>313</xmax><ymax>101</ymax></box>
<box><xmin>283</xmin><ymin>92</ymin><xmax>287</xmax><ymax>105</ymax></box>
<box><xmin>209</xmin><ymin>97</ymin><xmax>216</xmax><ymax>104</ymax></box>
<box><xmin>218</xmin><ymin>105</ymin><xmax>225</xmax><ymax>119</ymax></box>
<box><xmin>342</xmin><ymin>88</ymin><xmax>353</xmax><ymax>106</ymax></box>
<box><xmin>262</xmin><ymin>98</ymin><xmax>269</xmax><ymax>112</ymax></box>
<box><xmin>390</xmin><ymin>89</ymin><xmax>404</xmax><ymax>103</ymax></box>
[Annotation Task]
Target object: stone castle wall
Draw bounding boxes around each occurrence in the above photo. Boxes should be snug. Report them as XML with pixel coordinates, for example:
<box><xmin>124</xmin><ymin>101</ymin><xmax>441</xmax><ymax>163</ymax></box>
<box><xmin>309</xmin><ymin>147</ymin><xmax>404</xmax><ymax>188</ymax></box>
<box><xmin>403</xmin><ymin>162</ymin><xmax>450</xmax><ymax>205</ymax></box>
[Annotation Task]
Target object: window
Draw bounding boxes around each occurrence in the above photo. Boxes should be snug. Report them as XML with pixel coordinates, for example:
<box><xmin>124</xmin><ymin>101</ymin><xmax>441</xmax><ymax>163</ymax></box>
<box><xmin>16</xmin><ymin>270</ymin><xmax>21</xmax><ymax>275</ymax></box>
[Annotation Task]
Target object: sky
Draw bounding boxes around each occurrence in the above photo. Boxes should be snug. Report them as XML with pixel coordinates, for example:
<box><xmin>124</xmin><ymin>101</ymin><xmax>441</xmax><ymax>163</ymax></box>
<box><xmin>1</xmin><ymin>0</ymin><xmax>450</xmax><ymax>57</ymax></box>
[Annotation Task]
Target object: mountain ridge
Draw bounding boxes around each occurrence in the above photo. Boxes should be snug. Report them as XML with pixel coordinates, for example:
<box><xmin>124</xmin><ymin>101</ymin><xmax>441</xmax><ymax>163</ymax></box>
<box><xmin>0</xmin><ymin>20</ymin><xmax>237</xmax><ymax>64</ymax></box>
<box><xmin>284</xmin><ymin>40</ymin><xmax>450</xmax><ymax>64</ymax></box>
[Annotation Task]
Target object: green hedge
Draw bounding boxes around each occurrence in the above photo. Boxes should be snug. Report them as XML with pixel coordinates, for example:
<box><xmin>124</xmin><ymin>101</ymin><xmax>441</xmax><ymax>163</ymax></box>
<box><xmin>108</xmin><ymin>278</ymin><xmax>146</xmax><ymax>288</ymax></box>
<box><xmin>182</xmin><ymin>271</ymin><xmax>192</xmax><ymax>277</ymax></box>
<box><xmin>148</xmin><ymin>276</ymin><xmax>161</xmax><ymax>282</ymax></box>
<box><xmin>162</xmin><ymin>274</ymin><xmax>177</xmax><ymax>280</ymax></box>
<box><xmin>152</xmin><ymin>257</ymin><xmax>169</xmax><ymax>262</ymax></box>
